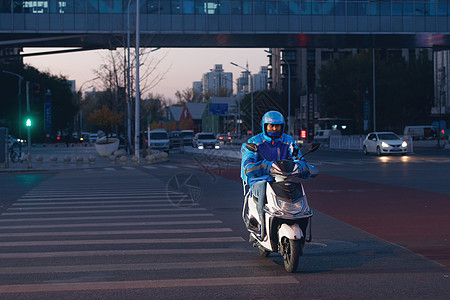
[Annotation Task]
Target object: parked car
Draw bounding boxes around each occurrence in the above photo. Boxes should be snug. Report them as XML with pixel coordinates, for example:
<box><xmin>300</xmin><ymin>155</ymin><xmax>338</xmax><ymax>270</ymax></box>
<box><xmin>89</xmin><ymin>133</ymin><xmax>99</xmax><ymax>143</ymax></box>
<box><xmin>403</xmin><ymin>125</ymin><xmax>437</xmax><ymax>140</ymax></box>
<box><xmin>180</xmin><ymin>130</ymin><xmax>194</xmax><ymax>146</ymax></box>
<box><xmin>168</xmin><ymin>131</ymin><xmax>182</xmax><ymax>149</ymax></box>
<box><xmin>193</xmin><ymin>132</ymin><xmax>220</xmax><ymax>149</ymax></box>
<box><xmin>218</xmin><ymin>134</ymin><xmax>232</xmax><ymax>145</ymax></box>
<box><xmin>313</xmin><ymin>129</ymin><xmax>341</xmax><ymax>143</ymax></box>
<box><xmin>149</xmin><ymin>129</ymin><xmax>170</xmax><ymax>152</ymax></box>
<box><xmin>363</xmin><ymin>132</ymin><xmax>408</xmax><ymax>156</ymax></box>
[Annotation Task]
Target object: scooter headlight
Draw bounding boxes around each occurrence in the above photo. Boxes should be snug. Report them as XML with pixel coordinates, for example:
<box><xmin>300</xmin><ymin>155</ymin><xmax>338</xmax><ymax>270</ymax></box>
<box><xmin>275</xmin><ymin>195</ymin><xmax>307</xmax><ymax>215</ymax></box>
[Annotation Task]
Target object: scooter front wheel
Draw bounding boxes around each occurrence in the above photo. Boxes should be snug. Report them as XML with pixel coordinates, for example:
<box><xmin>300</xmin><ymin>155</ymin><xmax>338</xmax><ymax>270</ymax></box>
<box><xmin>258</xmin><ymin>246</ymin><xmax>270</xmax><ymax>257</ymax></box>
<box><xmin>281</xmin><ymin>238</ymin><xmax>300</xmax><ymax>273</ymax></box>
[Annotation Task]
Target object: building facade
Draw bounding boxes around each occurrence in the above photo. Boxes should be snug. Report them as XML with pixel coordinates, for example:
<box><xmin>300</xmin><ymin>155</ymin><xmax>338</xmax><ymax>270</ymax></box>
<box><xmin>202</xmin><ymin>64</ymin><xmax>233</xmax><ymax>97</ymax></box>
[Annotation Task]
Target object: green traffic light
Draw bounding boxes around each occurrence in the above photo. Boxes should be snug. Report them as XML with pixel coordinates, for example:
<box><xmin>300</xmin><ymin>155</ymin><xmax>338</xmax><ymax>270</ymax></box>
<box><xmin>26</xmin><ymin>118</ymin><xmax>32</xmax><ymax>127</ymax></box>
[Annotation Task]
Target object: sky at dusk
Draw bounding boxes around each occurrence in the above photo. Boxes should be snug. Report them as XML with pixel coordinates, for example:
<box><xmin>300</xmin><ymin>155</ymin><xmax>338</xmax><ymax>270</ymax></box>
<box><xmin>23</xmin><ymin>48</ymin><xmax>269</xmax><ymax>101</ymax></box>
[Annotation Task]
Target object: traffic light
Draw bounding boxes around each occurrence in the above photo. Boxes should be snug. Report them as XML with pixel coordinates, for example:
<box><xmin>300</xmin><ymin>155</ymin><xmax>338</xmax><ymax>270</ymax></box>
<box><xmin>301</xmin><ymin>130</ymin><xmax>307</xmax><ymax>139</ymax></box>
<box><xmin>25</xmin><ymin>117</ymin><xmax>32</xmax><ymax>127</ymax></box>
<box><xmin>33</xmin><ymin>83</ymin><xmax>41</xmax><ymax>94</ymax></box>
<box><xmin>32</xmin><ymin>83</ymin><xmax>41</xmax><ymax>102</ymax></box>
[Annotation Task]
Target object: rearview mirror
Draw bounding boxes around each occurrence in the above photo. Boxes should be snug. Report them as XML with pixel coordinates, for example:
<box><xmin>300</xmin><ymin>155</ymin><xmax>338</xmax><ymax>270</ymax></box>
<box><xmin>302</xmin><ymin>143</ymin><xmax>320</xmax><ymax>157</ymax></box>
<box><xmin>309</xmin><ymin>143</ymin><xmax>321</xmax><ymax>153</ymax></box>
<box><xmin>245</xmin><ymin>143</ymin><xmax>258</xmax><ymax>153</ymax></box>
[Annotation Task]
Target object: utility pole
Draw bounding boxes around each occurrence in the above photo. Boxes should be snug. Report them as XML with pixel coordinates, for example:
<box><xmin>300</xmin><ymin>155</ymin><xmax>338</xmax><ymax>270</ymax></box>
<box><xmin>26</xmin><ymin>81</ymin><xmax>32</xmax><ymax>169</ymax></box>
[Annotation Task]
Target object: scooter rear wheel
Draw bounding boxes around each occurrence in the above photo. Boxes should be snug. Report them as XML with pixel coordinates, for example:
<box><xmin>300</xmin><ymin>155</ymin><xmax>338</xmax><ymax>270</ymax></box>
<box><xmin>281</xmin><ymin>238</ymin><xmax>300</xmax><ymax>273</ymax></box>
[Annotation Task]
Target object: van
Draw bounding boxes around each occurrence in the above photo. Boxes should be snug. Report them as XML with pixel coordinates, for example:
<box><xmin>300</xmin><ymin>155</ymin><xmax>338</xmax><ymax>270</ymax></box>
<box><xmin>148</xmin><ymin>130</ymin><xmax>170</xmax><ymax>152</ymax></box>
<box><xmin>403</xmin><ymin>126</ymin><xmax>437</xmax><ymax>140</ymax></box>
<box><xmin>313</xmin><ymin>129</ymin><xmax>341</xmax><ymax>143</ymax></box>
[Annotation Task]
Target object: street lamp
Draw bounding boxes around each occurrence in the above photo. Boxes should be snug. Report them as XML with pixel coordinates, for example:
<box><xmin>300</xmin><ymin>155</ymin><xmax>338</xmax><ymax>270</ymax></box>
<box><xmin>230</xmin><ymin>62</ymin><xmax>253</xmax><ymax>135</ymax></box>
<box><xmin>265</xmin><ymin>49</ymin><xmax>291</xmax><ymax>134</ymax></box>
<box><xmin>2</xmin><ymin>71</ymin><xmax>24</xmax><ymax>139</ymax></box>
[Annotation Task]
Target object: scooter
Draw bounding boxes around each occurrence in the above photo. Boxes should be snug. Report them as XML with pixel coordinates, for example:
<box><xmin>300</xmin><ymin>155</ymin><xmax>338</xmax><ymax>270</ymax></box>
<box><xmin>242</xmin><ymin>142</ymin><xmax>320</xmax><ymax>272</ymax></box>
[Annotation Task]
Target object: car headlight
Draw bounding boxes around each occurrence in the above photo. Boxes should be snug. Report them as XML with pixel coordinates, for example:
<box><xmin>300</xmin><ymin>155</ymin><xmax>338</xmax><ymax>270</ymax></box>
<box><xmin>274</xmin><ymin>195</ymin><xmax>307</xmax><ymax>214</ymax></box>
<box><xmin>402</xmin><ymin>141</ymin><xmax>407</xmax><ymax>147</ymax></box>
<box><xmin>381</xmin><ymin>141</ymin><xmax>389</xmax><ymax>148</ymax></box>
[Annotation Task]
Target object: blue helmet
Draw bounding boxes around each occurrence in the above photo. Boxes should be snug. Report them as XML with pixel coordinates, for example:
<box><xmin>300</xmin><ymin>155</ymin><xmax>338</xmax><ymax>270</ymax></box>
<box><xmin>261</xmin><ymin>111</ymin><xmax>285</xmax><ymax>139</ymax></box>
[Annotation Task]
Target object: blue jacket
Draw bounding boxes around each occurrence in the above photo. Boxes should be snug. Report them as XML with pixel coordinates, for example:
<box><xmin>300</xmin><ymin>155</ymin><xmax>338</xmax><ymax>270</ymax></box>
<box><xmin>240</xmin><ymin>133</ymin><xmax>318</xmax><ymax>187</ymax></box>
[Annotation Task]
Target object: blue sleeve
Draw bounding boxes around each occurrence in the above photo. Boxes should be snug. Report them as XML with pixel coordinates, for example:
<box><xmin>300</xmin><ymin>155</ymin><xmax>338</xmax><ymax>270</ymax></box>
<box><xmin>240</xmin><ymin>143</ymin><xmax>273</xmax><ymax>184</ymax></box>
<box><xmin>294</xmin><ymin>159</ymin><xmax>319</xmax><ymax>178</ymax></box>
<box><xmin>287</xmin><ymin>137</ymin><xmax>318</xmax><ymax>178</ymax></box>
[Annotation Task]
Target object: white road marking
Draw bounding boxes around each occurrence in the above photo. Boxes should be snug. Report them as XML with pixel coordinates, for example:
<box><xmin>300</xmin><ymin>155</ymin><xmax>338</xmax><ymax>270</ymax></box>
<box><xmin>122</xmin><ymin>166</ymin><xmax>136</xmax><ymax>170</ymax></box>
<box><xmin>8</xmin><ymin>203</ymin><xmax>196</xmax><ymax>210</ymax></box>
<box><xmin>2</xmin><ymin>207</ymin><xmax>206</xmax><ymax>215</ymax></box>
<box><xmin>0</xmin><ymin>237</ymin><xmax>245</xmax><ymax>247</ymax></box>
<box><xmin>0</xmin><ymin>260</ymin><xmax>274</xmax><ymax>275</ymax></box>
<box><xmin>16</xmin><ymin>195</ymin><xmax>184</xmax><ymax>201</ymax></box>
<box><xmin>0</xmin><ymin>248</ymin><xmax>249</xmax><ymax>259</ymax></box>
<box><xmin>160</xmin><ymin>165</ymin><xmax>178</xmax><ymax>168</ymax></box>
<box><xmin>142</xmin><ymin>165</ymin><xmax>157</xmax><ymax>169</ymax></box>
<box><xmin>0</xmin><ymin>276</ymin><xmax>298</xmax><ymax>293</ymax></box>
<box><xmin>13</xmin><ymin>199</ymin><xmax>178</xmax><ymax>206</ymax></box>
<box><xmin>0</xmin><ymin>228</ymin><xmax>232</xmax><ymax>238</ymax></box>
<box><xmin>0</xmin><ymin>220</ymin><xmax>222</xmax><ymax>230</ymax></box>
<box><xmin>0</xmin><ymin>213</ymin><xmax>215</xmax><ymax>223</ymax></box>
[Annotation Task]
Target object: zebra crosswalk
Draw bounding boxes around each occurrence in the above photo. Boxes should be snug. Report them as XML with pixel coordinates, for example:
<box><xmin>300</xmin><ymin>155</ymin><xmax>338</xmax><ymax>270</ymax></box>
<box><xmin>0</xmin><ymin>169</ymin><xmax>296</xmax><ymax>297</ymax></box>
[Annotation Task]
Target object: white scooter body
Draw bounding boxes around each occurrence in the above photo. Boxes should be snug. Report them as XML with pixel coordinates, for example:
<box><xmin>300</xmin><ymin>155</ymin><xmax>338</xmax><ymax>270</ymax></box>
<box><xmin>242</xmin><ymin>142</ymin><xmax>319</xmax><ymax>272</ymax></box>
<box><xmin>245</xmin><ymin>178</ymin><xmax>310</xmax><ymax>253</ymax></box>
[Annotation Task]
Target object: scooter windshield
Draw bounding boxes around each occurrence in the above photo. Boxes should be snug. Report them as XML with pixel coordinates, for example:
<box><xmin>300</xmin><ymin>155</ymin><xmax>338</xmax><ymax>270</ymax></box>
<box><xmin>269</xmin><ymin>181</ymin><xmax>304</xmax><ymax>201</ymax></box>
<box><xmin>272</xmin><ymin>160</ymin><xmax>296</xmax><ymax>175</ymax></box>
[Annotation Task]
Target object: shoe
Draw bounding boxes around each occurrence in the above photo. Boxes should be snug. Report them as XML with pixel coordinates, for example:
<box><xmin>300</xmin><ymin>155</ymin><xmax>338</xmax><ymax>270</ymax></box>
<box><xmin>248</xmin><ymin>217</ymin><xmax>259</xmax><ymax>232</ymax></box>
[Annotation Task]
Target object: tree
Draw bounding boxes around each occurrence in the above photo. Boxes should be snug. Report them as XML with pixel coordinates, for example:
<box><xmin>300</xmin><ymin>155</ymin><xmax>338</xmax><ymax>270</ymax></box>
<box><xmin>0</xmin><ymin>61</ymin><xmax>76</xmax><ymax>142</ymax></box>
<box><xmin>92</xmin><ymin>46</ymin><xmax>168</xmax><ymax>143</ymax></box>
<box><xmin>175</xmin><ymin>87</ymin><xmax>199</xmax><ymax>103</ymax></box>
<box><xmin>141</xmin><ymin>94</ymin><xmax>166</xmax><ymax>125</ymax></box>
<box><xmin>88</xmin><ymin>105</ymin><xmax>123</xmax><ymax>143</ymax></box>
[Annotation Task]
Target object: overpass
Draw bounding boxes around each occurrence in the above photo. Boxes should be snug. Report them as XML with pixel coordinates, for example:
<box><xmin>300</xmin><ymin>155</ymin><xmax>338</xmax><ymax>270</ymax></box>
<box><xmin>1</xmin><ymin>1</ymin><xmax>450</xmax><ymax>49</ymax></box>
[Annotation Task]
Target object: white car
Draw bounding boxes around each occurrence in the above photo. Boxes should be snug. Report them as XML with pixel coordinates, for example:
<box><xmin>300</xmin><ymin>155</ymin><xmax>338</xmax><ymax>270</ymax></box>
<box><xmin>363</xmin><ymin>132</ymin><xmax>408</xmax><ymax>156</ymax></box>
<box><xmin>193</xmin><ymin>133</ymin><xmax>220</xmax><ymax>150</ymax></box>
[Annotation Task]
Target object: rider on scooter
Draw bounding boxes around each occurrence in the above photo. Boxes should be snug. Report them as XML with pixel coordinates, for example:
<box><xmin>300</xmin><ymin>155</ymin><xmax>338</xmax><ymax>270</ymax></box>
<box><xmin>241</xmin><ymin>111</ymin><xmax>318</xmax><ymax>233</ymax></box>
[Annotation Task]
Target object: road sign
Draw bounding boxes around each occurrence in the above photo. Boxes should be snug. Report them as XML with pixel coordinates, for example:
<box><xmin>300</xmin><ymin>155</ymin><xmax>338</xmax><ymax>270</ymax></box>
<box><xmin>209</xmin><ymin>103</ymin><xmax>228</xmax><ymax>116</ymax></box>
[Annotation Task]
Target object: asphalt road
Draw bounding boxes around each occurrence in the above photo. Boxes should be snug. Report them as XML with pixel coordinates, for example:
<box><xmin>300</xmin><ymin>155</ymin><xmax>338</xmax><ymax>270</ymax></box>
<box><xmin>0</xmin><ymin>147</ymin><xmax>448</xmax><ymax>299</ymax></box>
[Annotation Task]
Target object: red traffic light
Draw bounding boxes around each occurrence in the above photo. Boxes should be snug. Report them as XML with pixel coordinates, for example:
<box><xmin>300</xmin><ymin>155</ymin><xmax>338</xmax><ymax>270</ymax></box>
<box><xmin>301</xmin><ymin>130</ymin><xmax>307</xmax><ymax>139</ymax></box>
<box><xmin>33</xmin><ymin>83</ymin><xmax>40</xmax><ymax>94</ymax></box>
